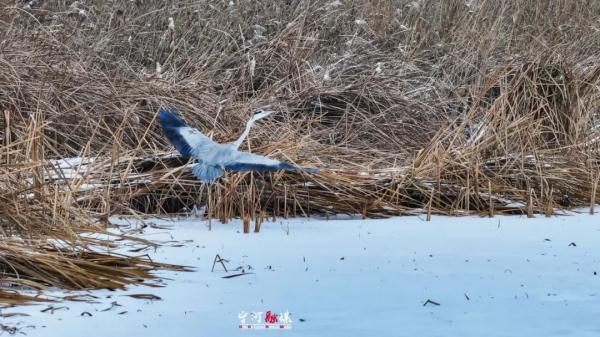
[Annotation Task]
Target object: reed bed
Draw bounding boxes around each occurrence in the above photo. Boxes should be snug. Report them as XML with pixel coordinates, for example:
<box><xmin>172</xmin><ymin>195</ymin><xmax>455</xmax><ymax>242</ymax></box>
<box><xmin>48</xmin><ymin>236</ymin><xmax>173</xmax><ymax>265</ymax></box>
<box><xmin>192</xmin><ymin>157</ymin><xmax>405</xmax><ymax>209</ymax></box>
<box><xmin>0</xmin><ymin>128</ymin><xmax>188</xmax><ymax>304</ymax></box>
<box><xmin>1</xmin><ymin>0</ymin><xmax>600</xmax><ymax>303</ymax></box>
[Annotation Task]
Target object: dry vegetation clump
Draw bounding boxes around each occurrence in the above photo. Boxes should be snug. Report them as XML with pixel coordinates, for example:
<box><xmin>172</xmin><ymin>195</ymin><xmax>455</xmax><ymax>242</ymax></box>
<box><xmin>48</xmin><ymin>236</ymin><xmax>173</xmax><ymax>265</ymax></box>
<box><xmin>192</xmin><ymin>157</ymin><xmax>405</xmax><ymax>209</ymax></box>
<box><xmin>0</xmin><ymin>118</ymin><xmax>187</xmax><ymax>304</ymax></box>
<box><xmin>1</xmin><ymin>0</ymin><xmax>600</xmax><ymax>301</ymax></box>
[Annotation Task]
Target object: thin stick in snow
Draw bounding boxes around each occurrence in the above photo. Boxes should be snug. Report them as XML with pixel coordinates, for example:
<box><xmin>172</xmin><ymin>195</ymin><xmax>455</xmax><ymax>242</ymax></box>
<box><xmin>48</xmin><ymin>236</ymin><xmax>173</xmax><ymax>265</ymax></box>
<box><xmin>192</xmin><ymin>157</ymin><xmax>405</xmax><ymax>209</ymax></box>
<box><xmin>423</xmin><ymin>299</ymin><xmax>440</xmax><ymax>306</ymax></box>
<box><xmin>211</xmin><ymin>254</ymin><xmax>229</xmax><ymax>272</ymax></box>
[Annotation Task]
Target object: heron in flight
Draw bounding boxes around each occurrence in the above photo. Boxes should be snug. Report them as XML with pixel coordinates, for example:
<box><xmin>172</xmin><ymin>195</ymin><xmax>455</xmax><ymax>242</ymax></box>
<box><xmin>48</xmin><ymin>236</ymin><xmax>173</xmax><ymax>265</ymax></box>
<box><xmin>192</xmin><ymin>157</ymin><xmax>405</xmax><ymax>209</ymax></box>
<box><xmin>159</xmin><ymin>108</ymin><xmax>317</xmax><ymax>182</ymax></box>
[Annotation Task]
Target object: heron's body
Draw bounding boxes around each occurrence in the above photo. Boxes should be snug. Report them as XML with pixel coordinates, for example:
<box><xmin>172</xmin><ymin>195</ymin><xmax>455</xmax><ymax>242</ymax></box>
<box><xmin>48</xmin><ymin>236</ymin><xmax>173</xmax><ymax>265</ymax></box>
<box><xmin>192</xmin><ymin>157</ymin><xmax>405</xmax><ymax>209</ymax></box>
<box><xmin>159</xmin><ymin>108</ymin><xmax>313</xmax><ymax>182</ymax></box>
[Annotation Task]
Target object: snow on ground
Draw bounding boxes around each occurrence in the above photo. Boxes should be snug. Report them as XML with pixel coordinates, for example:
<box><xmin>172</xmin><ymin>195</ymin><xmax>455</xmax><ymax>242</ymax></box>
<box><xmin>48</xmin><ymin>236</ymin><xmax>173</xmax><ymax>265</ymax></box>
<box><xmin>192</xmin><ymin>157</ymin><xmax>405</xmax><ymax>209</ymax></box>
<box><xmin>3</xmin><ymin>213</ymin><xmax>600</xmax><ymax>336</ymax></box>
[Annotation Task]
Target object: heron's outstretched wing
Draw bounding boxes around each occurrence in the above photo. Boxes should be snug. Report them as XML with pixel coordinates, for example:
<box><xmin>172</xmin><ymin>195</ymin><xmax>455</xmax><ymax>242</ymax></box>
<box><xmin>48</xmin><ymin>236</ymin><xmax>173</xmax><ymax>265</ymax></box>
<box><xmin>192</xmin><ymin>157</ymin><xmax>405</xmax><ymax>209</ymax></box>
<box><xmin>159</xmin><ymin>108</ymin><xmax>217</xmax><ymax>159</ymax></box>
<box><xmin>224</xmin><ymin>151</ymin><xmax>304</xmax><ymax>173</ymax></box>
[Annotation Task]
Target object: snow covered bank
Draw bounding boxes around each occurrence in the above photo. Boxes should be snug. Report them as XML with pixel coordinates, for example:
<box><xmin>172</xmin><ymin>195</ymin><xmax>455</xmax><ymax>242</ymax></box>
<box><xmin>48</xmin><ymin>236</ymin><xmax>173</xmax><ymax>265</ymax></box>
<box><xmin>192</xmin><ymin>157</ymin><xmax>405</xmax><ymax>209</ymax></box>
<box><xmin>3</xmin><ymin>213</ymin><xmax>600</xmax><ymax>336</ymax></box>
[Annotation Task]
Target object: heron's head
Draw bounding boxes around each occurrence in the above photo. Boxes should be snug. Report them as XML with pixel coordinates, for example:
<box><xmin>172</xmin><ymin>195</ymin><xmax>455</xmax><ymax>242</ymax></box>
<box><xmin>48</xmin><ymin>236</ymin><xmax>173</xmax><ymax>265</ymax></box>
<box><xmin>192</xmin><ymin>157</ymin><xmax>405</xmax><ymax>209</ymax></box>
<box><xmin>251</xmin><ymin>109</ymin><xmax>274</xmax><ymax>121</ymax></box>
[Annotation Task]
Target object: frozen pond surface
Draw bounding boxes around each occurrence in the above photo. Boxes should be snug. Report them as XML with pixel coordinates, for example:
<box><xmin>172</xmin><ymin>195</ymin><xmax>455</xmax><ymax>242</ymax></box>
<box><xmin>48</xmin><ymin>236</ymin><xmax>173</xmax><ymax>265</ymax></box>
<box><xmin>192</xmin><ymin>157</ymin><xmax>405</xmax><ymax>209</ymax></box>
<box><xmin>3</xmin><ymin>212</ymin><xmax>600</xmax><ymax>336</ymax></box>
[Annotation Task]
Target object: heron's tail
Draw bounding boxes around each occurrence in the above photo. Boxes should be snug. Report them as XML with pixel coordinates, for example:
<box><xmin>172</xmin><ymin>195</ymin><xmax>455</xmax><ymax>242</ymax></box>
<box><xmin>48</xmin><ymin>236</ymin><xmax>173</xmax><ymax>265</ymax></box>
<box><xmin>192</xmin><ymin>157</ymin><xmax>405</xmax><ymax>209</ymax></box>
<box><xmin>192</xmin><ymin>164</ymin><xmax>225</xmax><ymax>182</ymax></box>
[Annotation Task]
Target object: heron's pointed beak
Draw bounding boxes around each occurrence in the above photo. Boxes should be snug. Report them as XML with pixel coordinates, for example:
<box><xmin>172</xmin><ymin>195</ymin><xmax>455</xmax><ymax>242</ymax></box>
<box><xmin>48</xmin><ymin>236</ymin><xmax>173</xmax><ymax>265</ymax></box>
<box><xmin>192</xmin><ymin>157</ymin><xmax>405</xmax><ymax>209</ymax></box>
<box><xmin>252</xmin><ymin>109</ymin><xmax>275</xmax><ymax>121</ymax></box>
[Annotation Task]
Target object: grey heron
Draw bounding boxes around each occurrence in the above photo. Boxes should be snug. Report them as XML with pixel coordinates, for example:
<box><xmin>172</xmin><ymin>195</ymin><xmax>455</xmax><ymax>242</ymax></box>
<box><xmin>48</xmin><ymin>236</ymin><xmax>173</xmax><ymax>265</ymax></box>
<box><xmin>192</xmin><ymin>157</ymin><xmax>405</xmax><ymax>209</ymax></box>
<box><xmin>159</xmin><ymin>108</ymin><xmax>317</xmax><ymax>182</ymax></box>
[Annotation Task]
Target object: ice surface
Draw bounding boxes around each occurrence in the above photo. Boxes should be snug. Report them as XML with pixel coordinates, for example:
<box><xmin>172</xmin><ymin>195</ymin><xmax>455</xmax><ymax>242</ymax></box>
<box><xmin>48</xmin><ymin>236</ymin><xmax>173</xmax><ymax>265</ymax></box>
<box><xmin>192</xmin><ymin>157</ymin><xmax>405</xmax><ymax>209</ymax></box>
<box><xmin>3</xmin><ymin>212</ymin><xmax>600</xmax><ymax>336</ymax></box>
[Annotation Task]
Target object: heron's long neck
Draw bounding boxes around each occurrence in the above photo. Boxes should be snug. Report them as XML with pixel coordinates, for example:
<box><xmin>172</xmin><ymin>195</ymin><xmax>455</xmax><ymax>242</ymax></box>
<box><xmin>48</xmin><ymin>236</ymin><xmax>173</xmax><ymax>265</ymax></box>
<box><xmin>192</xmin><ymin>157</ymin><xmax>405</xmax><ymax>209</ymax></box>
<box><xmin>233</xmin><ymin>118</ymin><xmax>255</xmax><ymax>149</ymax></box>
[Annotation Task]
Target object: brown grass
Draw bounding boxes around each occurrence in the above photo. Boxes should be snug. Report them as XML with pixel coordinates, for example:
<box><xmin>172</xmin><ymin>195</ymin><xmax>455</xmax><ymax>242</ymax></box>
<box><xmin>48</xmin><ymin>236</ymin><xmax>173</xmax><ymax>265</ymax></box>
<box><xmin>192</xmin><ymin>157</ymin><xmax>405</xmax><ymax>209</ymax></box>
<box><xmin>1</xmin><ymin>0</ymin><xmax>600</xmax><ymax>302</ymax></box>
